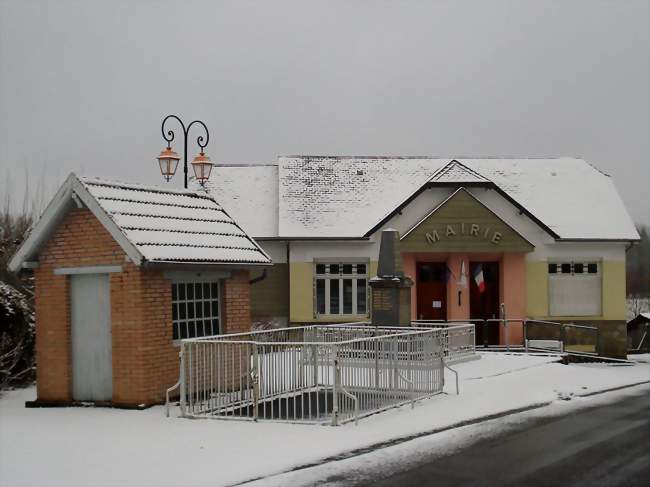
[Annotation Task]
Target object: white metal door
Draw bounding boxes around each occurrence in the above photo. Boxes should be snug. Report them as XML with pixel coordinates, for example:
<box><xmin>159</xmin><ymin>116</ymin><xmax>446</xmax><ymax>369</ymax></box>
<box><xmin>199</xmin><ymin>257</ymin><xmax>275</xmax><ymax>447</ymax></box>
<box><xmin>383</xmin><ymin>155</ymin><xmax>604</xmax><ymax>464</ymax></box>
<box><xmin>71</xmin><ymin>273</ymin><xmax>112</xmax><ymax>401</ymax></box>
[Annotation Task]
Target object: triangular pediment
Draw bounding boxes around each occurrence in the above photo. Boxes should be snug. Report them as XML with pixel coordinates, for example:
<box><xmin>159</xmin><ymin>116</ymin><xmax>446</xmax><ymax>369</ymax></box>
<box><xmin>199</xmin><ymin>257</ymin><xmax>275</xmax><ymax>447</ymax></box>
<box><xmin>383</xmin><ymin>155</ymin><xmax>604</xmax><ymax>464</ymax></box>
<box><xmin>400</xmin><ymin>188</ymin><xmax>534</xmax><ymax>252</ymax></box>
<box><xmin>428</xmin><ymin>160</ymin><xmax>489</xmax><ymax>184</ymax></box>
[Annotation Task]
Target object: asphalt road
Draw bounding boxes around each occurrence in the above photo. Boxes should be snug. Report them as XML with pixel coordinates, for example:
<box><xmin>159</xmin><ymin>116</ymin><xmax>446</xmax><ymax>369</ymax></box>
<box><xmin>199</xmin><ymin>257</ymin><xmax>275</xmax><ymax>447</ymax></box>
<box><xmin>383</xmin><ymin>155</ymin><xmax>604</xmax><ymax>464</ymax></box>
<box><xmin>355</xmin><ymin>390</ymin><xmax>650</xmax><ymax>487</ymax></box>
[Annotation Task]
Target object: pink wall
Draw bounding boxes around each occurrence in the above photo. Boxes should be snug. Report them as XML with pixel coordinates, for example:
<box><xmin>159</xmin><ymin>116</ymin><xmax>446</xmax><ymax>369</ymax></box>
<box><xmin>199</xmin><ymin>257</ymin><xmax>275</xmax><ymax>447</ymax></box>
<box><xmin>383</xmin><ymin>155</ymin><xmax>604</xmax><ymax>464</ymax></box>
<box><xmin>401</xmin><ymin>251</ymin><xmax>527</xmax><ymax>345</ymax></box>
<box><xmin>500</xmin><ymin>252</ymin><xmax>526</xmax><ymax>344</ymax></box>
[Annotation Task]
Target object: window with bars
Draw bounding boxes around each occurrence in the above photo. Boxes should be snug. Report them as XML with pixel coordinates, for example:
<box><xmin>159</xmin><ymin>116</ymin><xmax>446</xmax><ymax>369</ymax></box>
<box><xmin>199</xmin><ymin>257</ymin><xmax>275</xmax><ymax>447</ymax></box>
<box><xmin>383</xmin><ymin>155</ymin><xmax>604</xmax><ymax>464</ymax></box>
<box><xmin>548</xmin><ymin>261</ymin><xmax>601</xmax><ymax>316</ymax></box>
<box><xmin>172</xmin><ymin>281</ymin><xmax>220</xmax><ymax>340</ymax></box>
<box><xmin>315</xmin><ymin>262</ymin><xmax>368</xmax><ymax>316</ymax></box>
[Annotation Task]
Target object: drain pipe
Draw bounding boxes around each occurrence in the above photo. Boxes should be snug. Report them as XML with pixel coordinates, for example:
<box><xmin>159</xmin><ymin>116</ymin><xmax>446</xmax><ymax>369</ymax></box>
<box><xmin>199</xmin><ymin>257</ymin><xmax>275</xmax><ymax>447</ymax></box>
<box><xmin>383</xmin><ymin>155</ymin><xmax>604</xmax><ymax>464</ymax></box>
<box><xmin>249</xmin><ymin>269</ymin><xmax>267</xmax><ymax>285</ymax></box>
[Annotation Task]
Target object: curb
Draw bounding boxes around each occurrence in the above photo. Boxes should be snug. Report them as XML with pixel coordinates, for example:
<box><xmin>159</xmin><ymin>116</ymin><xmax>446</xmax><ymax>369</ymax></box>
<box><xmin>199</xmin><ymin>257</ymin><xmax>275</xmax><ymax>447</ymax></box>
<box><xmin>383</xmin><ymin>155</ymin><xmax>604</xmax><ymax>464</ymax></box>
<box><xmin>230</xmin><ymin>380</ymin><xmax>650</xmax><ymax>486</ymax></box>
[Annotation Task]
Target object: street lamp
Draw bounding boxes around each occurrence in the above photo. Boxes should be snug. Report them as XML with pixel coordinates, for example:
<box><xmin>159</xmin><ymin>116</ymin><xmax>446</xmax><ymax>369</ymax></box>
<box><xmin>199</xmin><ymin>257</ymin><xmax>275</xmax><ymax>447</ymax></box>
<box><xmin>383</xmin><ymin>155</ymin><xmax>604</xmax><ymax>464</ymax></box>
<box><xmin>156</xmin><ymin>115</ymin><xmax>212</xmax><ymax>188</ymax></box>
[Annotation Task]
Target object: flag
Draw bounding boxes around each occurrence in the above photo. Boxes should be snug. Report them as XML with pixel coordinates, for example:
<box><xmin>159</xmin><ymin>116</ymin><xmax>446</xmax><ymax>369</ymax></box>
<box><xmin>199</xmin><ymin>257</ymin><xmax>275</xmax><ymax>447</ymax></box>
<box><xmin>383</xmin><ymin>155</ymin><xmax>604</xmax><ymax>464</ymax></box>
<box><xmin>473</xmin><ymin>264</ymin><xmax>486</xmax><ymax>293</ymax></box>
<box><xmin>458</xmin><ymin>260</ymin><xmax>468</xmax><ymax>288</ymax></box>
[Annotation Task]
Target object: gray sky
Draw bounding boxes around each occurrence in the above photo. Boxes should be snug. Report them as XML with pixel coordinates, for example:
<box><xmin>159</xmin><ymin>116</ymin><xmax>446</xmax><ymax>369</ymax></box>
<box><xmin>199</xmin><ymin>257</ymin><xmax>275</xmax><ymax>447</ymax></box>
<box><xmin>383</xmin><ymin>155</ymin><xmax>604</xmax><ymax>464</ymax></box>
<box><xmin>1</xmin><ymin>0</ymin><xmax>648</xmax><ymax>224</ymax></box>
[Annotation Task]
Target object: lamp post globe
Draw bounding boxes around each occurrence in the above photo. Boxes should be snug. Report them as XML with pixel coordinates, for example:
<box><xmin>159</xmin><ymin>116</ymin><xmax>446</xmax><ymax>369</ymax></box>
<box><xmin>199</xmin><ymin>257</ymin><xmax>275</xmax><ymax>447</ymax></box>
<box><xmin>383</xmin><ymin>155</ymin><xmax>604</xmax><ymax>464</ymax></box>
<box><xmin>191</xmin><ymin>152</ymin><xmax>213</xmax><ymax>186</ymax></box>
<box><xmin>157</xmin><ymin>146</ymin><xmax>181</xmax><ymax>182</ymax></box>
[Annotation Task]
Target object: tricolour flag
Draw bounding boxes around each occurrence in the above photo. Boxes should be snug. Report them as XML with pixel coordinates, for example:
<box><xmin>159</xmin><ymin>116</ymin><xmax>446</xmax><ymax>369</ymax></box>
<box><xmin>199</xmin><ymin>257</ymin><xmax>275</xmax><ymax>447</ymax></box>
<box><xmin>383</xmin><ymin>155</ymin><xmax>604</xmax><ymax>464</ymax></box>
<box><xmin>473</xmin><ymin>264</ymin><xmax>486</xmax><ymax>293</ymax></box>
<box><xmin>459</xmin><ymin>260</ymin><xmax>468</xmax><ymax>288</ymax></box>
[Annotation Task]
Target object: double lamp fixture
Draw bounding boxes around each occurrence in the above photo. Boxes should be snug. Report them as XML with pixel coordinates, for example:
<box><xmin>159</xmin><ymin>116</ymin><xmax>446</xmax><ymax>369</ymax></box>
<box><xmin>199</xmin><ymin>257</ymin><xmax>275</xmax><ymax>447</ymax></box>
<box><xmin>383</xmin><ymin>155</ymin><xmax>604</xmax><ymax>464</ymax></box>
<box><xmin>156</xmin><ymin>114</ymin><xmax>213</xmax><ymax>188</ymax></box>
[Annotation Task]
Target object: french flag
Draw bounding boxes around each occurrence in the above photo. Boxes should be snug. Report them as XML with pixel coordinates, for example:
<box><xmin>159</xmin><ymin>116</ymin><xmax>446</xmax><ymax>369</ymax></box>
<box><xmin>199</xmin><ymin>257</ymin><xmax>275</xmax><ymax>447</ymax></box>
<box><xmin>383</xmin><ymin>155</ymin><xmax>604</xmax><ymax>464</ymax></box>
<box><xmin>473</xmin><ymin>264</ymin><xmax>486</xmax><ymax>293</ymax></box>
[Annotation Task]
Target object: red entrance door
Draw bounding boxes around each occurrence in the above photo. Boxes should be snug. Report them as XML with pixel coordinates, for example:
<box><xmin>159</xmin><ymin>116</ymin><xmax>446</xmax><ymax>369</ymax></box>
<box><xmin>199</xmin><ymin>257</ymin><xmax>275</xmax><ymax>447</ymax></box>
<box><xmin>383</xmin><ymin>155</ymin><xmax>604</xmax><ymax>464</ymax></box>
<box><xmin>470</xmin><ymin>262</ymin><xmax>500</xmax><ymax>344</ymax></box>
<box><xmin>416</xmin><ymin>262</ymin><xmax>447</xmax><ymax>320</ymax></box>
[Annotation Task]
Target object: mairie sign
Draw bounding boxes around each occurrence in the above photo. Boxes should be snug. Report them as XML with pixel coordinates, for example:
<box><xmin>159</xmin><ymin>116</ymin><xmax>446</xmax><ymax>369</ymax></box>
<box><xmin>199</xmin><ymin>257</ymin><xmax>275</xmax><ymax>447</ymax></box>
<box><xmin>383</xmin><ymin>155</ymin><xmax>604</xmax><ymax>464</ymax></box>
<box><xmin>425</xmin><ymin>223</ymin><xmax>502</xmax><ymax>245</ymax></box>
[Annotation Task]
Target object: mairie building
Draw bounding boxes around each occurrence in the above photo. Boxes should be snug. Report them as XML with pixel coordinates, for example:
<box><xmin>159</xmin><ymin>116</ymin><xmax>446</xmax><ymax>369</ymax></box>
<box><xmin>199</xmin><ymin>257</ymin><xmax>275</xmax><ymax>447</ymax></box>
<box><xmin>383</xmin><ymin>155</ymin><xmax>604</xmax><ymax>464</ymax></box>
<box><xmin>205</xmin><ymin>156</ymin><xmax>639</xmax><ymax>358</ymax></box>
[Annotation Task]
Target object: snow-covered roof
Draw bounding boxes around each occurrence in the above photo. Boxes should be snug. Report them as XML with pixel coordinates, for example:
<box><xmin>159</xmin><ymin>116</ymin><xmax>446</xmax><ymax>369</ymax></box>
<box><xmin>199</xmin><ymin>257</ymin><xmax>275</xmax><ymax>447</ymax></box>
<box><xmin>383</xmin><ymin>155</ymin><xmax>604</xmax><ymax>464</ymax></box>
<box><xmin>209</xmin><ymin>156</ymin><xmax>637</xmax><ymax>240</ymax></box>
<box><xmin>203</xmin><ymin>165</ymin><xmax>278</xmax><ymax>238</ymax></box>
<box><xmin>8</xmin><ymin>174</ymin><xmax>271</xmax><ymax>272</ymax></box>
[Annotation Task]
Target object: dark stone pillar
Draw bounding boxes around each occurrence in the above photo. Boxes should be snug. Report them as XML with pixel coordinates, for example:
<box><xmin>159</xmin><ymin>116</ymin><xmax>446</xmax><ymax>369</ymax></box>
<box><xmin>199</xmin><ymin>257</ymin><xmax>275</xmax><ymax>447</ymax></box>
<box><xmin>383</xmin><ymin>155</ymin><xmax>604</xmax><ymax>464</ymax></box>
<box><xmin>370</xmin><ymin>229</ymin><xmax>414</xmax><ymax>326</ymax></box>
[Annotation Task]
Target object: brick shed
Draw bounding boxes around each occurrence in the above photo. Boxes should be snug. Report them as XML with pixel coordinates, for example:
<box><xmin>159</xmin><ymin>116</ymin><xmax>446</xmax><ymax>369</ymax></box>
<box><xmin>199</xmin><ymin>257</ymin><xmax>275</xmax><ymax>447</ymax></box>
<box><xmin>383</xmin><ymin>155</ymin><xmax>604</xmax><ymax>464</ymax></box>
<box><xmin>8</xmin><ymin>174</ymin><xmax>271</xmax><ymax>407</ymax></box>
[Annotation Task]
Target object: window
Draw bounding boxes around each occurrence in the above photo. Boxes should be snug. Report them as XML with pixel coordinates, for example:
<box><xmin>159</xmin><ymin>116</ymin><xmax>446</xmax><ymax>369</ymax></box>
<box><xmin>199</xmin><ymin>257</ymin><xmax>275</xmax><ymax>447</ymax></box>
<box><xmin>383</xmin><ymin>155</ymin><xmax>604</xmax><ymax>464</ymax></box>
<box><xmin>172</xmin><ymin>281</ymin><xmax>220</xmax><ymax>340</ymax></box>
<box><xmin>315</xmin><ymin>262</ymin><xmax>368</xmax><ymax>316</ymax></box>
<box><xmin>548</xmin><ymin>261</ymin><xmax>601</xmax><ymax>316</ymax></box>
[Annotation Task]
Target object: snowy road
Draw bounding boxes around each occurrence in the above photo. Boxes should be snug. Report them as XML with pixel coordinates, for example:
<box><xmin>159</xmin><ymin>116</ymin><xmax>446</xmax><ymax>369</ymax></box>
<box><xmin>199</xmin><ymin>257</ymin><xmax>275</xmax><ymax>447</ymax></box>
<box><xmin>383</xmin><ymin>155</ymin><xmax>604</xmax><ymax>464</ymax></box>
<box><xmin>355</xmin><ymin>387</ymin><xmax>650</xmax><ymax>487</ymax></box>
<box><xmin>2</xmin><ymin>354</ymin><xmax>650</xmax><ymax>487</ymax></box>
<box><xmin>252</xmin><ymin>385</ymin><xmax>650</xmax><ymax>487</ymax></box>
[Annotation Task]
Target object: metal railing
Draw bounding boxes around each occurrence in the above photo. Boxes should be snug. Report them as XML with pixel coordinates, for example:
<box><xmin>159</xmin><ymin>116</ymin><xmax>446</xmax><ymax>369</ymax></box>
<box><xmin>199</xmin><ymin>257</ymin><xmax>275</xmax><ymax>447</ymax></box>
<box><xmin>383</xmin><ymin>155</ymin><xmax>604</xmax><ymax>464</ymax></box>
<box><xmin>412</xmin><ymin>317</ymin><xmax>600</xmax><ymax>356</ymax></box>
<box><xmin>411</xmin><ymin>321</ymin><xmax>477</xmax><ymax>363</ymax></box>
<box><xmin>178</xmin><ymin>325</ymin><xmax>446</xmax><ymax>425</ymax></box>
<box><xmin>523</xmin><ymin>320</ymin><xmax>599</xmax><ymax>355</ymax></box>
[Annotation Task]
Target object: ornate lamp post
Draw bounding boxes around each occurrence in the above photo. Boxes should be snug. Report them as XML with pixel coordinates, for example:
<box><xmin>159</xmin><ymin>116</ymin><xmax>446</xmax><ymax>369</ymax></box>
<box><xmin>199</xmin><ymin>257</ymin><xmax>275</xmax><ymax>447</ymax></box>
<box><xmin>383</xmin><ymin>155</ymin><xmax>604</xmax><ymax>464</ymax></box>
<box><xmin>156</xmin><ymin>115</ymin><xmax>213</xmax><ymax>188</ymax></box>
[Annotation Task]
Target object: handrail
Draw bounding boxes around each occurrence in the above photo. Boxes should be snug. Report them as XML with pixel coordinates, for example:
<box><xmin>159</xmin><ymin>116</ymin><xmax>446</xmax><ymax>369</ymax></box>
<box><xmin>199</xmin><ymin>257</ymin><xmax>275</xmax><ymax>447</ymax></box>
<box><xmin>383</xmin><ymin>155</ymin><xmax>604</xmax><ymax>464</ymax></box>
<box><xmin>628</xmin><ymin>331</ymin><xmax>648</xmax><ymax>352</ymax></box>
<box><xmin>338</xmin><ymin>386</ymin><xmax>360</xmax><ymax>425</ymax></box>
<box><xmin>165</xmin><ymin>380</ymin><xmax>180</xmax><ymax>418</ymax></box>
<box><xmin>444</xmin><ymin>362</ymin><xmax>460</xmax><ymax>395</ymax></box>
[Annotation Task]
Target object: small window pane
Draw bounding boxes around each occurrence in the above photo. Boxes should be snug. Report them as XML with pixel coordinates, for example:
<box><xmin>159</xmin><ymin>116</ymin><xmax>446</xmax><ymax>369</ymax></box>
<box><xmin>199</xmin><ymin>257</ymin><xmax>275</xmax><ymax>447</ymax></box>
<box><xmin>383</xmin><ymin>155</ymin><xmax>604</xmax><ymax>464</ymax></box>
<box><xmin>178</xmin><ymin>284</ymin><xmax>186</xmax><ymax>300</ymax></box>
<box><xmin>172</xmin><ymin>303</ymin><xmax>178</xmax><ymax>320</ymax></box>
<box><xmin>204</xmin><ymin>301</ymin><xmax>211</xmax><ymax>317</ymax></box>
<box><xmin>548</xmin><ymin>263</ymin><xmax>557</xmax><ymax>274</ymax></box>
<box><xmin>561</xmin><ymin>263</ymin><xmax>571</xmax><ymax>274</ymax></box>
<box><xmin>211</xmin><ymin>319</ymin><xmax>219</xmax><ymax>334</ymax></box>
<box><xmin>431</xmin><ymin>265</ymin><xmax>446</xmax><ymax>282</ymax></box>
<box><xmin>330</xmin><ymin>280</ymin><xmax>340</xmax><ymax>314</ymax></box>
<box><xmin>203</xmin><ymin>283</ymin><xmax>210</xmax><ymax>298</ymax></box>
<box><xmin>187</xmin><ymin>302</ymin><xmax>195</xmax><ymax>319</ymax></box>
<box><xmin>180</xmin><ymin>323</ymin><xmax>188</xmax><ymax>339</ymax></box>
<box><xmin>195</xmin><ymin>283</ymin><xmax>202</xmax><ymax>299</ymax></box>
<box><xmin>357</xmin><ymin>279</ymin><xmax>366</xmax><ymax>314</ymax></box>
<box><xmin>197</xmin><ymin>320</ymin><xmax>205</xmax><ymax>338</ymax></box>
<box><xmin>172</xmin><ymin>324</ymin><xmax>179</xmax><ymax>340</ymax></box>
<box><xmin>357</xmin><ymin>264</ymin><xmax>366</xmax><ymax>274</ymax></box>
<box><xmin>343</xmin><ymin>279</ymin><xmax>353</xmax><ymax>314</ymax></box>
<box><xmin>211</xmin><ymin>300</ymin><xmax>219</xmax><ymax>317</ymax></box>
<box><xmin>316</xmin><ymin>264</ymin><xmax>326</xmax><ymax>274</ymax></box>
<box><xmin>172</xmin><ymin>284</ymin><xmax>178</xmax><ymax>301</ymax></box>
<box><xmin>330</xmin><ymin>264</ymin><xmax>340</xmax><ymax>275</ymax></box>
<box><xmin>343</xmin><ymin>264</ymin><xmax>353</xmax><ymax>274</ymax></box>
<box><xmin>587</xmin><ymin>263</ymin><xmax>598</xmax><ymax>274</ymax></box>
<box><xmin>179</xmin><ymin>303</ymin><xmax>186</xmax><ymax>320</ymax></box>
<box><xmin>187</xmin><ymin>283</ymin><xmax>194</xmax><ymax>300</ymax></box>
<box><xmin>211</xmin><ymin>282</ymin><xmax>218</xmax><ymax>297</ymax></box>
<box><xmin>316</xmin><ymin>279</ymin><xmax>326</xmax><ymax>314</ymax></box>
<box><xmin>196</xmin><ymin>302</ymin><xmax>203</xmax><ymax>318</ymax></box>
<box><xmin>574</xmin><ymin>263</ymin><xmax>584</xmax><ymax>274</ymax></box>
<box><xmin>419</xmin><ymin>265</ymin><xmax>432</xmax><ymax>282</ymax></box>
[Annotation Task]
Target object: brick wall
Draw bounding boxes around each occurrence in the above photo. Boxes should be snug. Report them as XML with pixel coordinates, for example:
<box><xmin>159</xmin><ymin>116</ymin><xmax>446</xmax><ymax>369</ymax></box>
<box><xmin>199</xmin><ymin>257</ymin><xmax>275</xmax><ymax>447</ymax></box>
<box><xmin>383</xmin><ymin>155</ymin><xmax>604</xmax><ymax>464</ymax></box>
<box><xmin>34</xmin><ymin>208</ymin><xmax>253</xmax><ymax>406</ymax></box>
<box><xmin>223</xmin><ymin>269</ymin><xmax>251</xmax><ymax>334</ymax></box>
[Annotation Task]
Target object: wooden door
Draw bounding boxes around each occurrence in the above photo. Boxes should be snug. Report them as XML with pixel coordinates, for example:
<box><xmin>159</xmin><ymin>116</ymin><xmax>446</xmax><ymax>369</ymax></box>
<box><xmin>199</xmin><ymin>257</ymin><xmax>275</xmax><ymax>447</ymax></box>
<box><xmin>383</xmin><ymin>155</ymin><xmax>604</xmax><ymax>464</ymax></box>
<box><xmin>71</xmin><ymin>274</ymin><xmax>112</xmax><ymax>401</ymax></box>
<box><xmin>416</xmin><ymin>263</ymin><xmax>447</xmax><ymax>320</ymax></box>
<box><xmin>470</xmin><ymin>262</ymin><xmax>500</xmax><ymax>345</ymax></box>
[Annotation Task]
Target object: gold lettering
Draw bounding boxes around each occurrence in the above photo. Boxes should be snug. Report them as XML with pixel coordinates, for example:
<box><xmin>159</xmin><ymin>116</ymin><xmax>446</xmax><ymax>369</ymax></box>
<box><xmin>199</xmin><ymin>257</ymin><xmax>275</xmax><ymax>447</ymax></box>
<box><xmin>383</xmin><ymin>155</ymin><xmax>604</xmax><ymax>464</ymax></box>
<box><xmin>425</xmin><ymin>231</ymin><xmax>440</xmax><ymax>244</ymax></box>
<box><xmin>470</xmin><ymin>224</ymin><xmax>479</xmax><ymax>236</ymax></box>
<box><xmin>491</xmin><ymin>232</ymin><xmax>502</xmax><ymax>244</ymax></box>
<box><xmin>446</xmin><ymin>225</ymin><xmax>456</xmax><ymax>237</ymax></box>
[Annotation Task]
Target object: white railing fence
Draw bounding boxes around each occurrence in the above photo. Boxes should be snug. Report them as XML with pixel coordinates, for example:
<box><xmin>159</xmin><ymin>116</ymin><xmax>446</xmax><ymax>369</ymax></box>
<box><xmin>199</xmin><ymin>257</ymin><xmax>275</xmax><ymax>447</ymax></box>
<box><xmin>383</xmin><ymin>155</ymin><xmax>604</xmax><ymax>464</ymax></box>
<box><xmin>411</xmin><ymin>322</ymin><xmax>477</xmax><ymax>364</ymax></box>
<box><xmin>178</xmin><ymin>325</ymin><xmax>446</xmax><ymax>425</ymax></box>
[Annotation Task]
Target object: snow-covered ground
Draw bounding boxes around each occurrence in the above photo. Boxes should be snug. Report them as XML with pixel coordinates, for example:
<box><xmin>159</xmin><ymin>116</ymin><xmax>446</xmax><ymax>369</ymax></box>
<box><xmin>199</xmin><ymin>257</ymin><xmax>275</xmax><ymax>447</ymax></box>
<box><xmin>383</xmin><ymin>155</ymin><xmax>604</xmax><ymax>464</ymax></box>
<box><xmin>1</xmin><ymin>353</ymin><xmax>649</xmax><ymax>487</ymax></box>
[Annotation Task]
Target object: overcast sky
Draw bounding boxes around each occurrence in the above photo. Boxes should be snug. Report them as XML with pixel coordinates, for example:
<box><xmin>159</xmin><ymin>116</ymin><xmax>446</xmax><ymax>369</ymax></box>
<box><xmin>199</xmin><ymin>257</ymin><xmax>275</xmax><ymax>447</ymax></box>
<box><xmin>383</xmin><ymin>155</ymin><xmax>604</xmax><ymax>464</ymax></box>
<box><xmin>1</xmin><ymin>0</ymin><xmax>648</xmax><ymax>224</ymax></box>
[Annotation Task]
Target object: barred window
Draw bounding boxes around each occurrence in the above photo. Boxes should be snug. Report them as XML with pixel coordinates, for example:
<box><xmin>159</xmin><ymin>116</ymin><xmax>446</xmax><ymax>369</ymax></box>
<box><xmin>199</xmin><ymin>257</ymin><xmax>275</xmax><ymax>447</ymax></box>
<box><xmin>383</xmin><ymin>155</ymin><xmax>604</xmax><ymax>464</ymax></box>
<box><xmin>548</xmin><ymin>261</ymin><xmax>601</xmax><ymax>316</ymax></box>
<box><xmin>315</xmin><ymin>262</ymin><xmax>368</xmax><ymax>316</ymax></box>
<box><xmin>172</xmin><ymin>281</ymin><xmax>220</xmax><ymax>340</ymax></box>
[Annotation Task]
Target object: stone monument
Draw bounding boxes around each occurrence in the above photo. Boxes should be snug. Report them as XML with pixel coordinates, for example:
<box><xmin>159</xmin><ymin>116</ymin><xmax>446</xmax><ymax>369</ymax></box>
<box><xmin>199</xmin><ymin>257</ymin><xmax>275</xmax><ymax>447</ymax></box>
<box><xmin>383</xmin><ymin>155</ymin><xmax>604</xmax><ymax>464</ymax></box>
<box><xmin>370</xmin><ymin>228</ymin><xmax>414</xmax><ymax>326</ymax></box>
